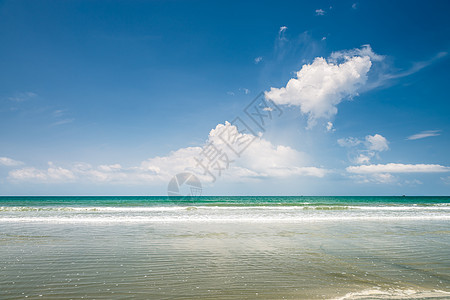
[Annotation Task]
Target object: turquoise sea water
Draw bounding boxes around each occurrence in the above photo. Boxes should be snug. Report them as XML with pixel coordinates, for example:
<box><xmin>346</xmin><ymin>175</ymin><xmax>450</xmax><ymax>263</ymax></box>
<box><xmin>1</xmin><ymin>195</ymin><xmax>449</xmax><ymax>207</ymax></box>
<box><xmin>1</xmin><ymin>196</ymin><xmax>449</xmax><ymax>223</ymax></box>
<box><xmin>1</xmin><ymin>196</ymin><xmax>450</xmax><ymax>299</ymax></box>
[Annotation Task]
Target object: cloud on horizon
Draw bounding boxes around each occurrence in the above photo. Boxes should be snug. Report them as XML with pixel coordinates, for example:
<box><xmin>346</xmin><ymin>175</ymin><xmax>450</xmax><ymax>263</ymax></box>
<box><xmin>8</xmin><ymin>122</ymin><xmax>327</xmax><ymax>185</ymax></box>
<box><xmin>0</xmin><ymin>157</ymin><xmax>24</xmax><ymax>167</ymax></box>
<box><xmin>347</xmin><ymin>163</ymin><xmax>450</xmax><ymax>174</ymax></box>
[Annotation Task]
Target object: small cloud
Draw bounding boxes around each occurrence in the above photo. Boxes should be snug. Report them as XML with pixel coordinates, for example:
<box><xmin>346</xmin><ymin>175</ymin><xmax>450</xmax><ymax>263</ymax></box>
<box><xmin>254</xmin><ymin>56</ymin><xmax>263</xmax><ymax>64</ymax></box>
<box><xmin>338</xmin><ymin>137</ymin><xmax>362</xmax><ymax>147</ymax></box>
<box><xmin>365</xmin><ymin>134</ymin><xmax>389</xmax><ymax>152</ymax></box>
<box><xmin>0</xmin><ymin>157</ymin><xmax>24</xmax><ymax>167</ymax></box>
<box><xmin>407</xmin><ymin>130</ymin><xmax>441</xmax><ymax>140</ymax></box>
<box><xmin>229</xmin><ymin>89</ymin><xmax>250</xmax><ymax>96</ymax></box>
<box><xmin>350</xmin><ymin>173</ymin><xmax>397</xmax><ymax>184</ymax></box>
<box><xmin>347</xmin><ymin>163</ymin><xmax>450</xmax><ymax>174</ymax></box>
<box><xmin>278</xmin><ymin>26</ymin><xmax>288</xmax><ymax>40</ymax></box>
<box><xmin>52</xmin><ymin>118</ymin><xmax>74</xmax><ymax>126</ymax></box>
<box><xmin>354</xmin><ymin>154</ymin><xmax>371</xmax><ymax>165</ymax></box>
<box><xmin>321</xmin><ymin>36</ymin><xmax>327</xmax><ymax>41</ymax></box>
<box><xmin>371</xmin><ymin>51</ymin><xmax>448</xmax><ymax>88</ymax></box>
<box><xmin>326</xmin><ymin>122</ymin><xmax>335</xmax><ymax>132</ymax></box>
<box><xmin>53</xmin><ymin>109</ymin><xmax>66</xmax><ymax>117</ymax></box>
<box><xmin>98</xmin><ymin>164</ymin><xmax>122</xmax><ymax>172</ymax></box>
<box><xmin>371</xmin><ymin>173</ymin><xmax>396</xmax><ymax>184</ymax></box>
<box><xmin>7</xmin><ymin>92</ymin><xmax>37</xmax><ymax>102</ymax></box>
<box><xmin>9</xmin><ymin>163</ymin><xmax>76</xmax><ymax>182</ymax></box>
<box><xmin>404</xmin><ymin>179</ymin><xmax>422</xmax><ymax>186</ymax></box>
<box><xmin>436</xmin><ymin>51</ymin><xmax>448</xmax><ymax>58</ymax></box>
<box><xmin>352</xmin><ymin>3</ymin><xmax>358</xmax><ymax>9</ymax></box>
<box><xmin>239</xmin><ymin>88</ymin><xmax>250</xmax><ymax>95</ymax></box>
<box><xmin>339</xmin><ymin>134</ymin><xmax>388</xmax><ymax>165</ymax></box>
<box><xmin>315</xmin><ymin>9</ymin><xmax>325</xmax><ymax>16</ymax></box>
<box><xmin>442</xmin><ymin>176</ymin><xmax>450</xmax><ymax>185</ymax></box>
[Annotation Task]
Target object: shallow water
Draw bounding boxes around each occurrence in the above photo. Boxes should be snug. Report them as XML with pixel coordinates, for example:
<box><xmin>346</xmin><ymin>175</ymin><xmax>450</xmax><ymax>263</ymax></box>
<box><xmin>1</xmin><ymin>196</ymin><xmax>449</xmax><ymax>299</ymax></box>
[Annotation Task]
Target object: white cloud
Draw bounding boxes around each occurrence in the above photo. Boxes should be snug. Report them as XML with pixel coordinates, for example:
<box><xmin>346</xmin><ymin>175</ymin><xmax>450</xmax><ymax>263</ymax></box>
<box><xmin>350</xmin><ymin>173</ymin><xmax>396</xmax><ymax>184</ymax></box>
<box><xmin>8</xmin><ymin>122</ymin><xmax>327</xmax><ymax>184</ymax></box>
<box><xmin>338</xmin><ymin>137</ymin><xmax>362</xmax><ymax>147</ymax></box>
<box><xmin>391</xmin><ymin>52</ymin><xmax>448</xmax><ymax>79</ymax></box>
<box><xmin>442</xmin><ymin>176</ymin><xmax>450</xmax><ymax>185</ymax></box>
<box><xmin>366</xmin><ymin>51</ymin><xmax>448</xmax><ymax>90</ymax></box>
<box><xmin>228</xmin><ymin>89</ymin><xmax>250</xmax><ymax>96</ymax></box>
<box><xmin>315</xmin><ymin>9</ymin><xmax>325</xmax><ymax>16</ymax></box>
<box><xmin>7</xmin><ymin>92</ymin><xmax>37</xmax><ymax>102</ymax></box>
<box><xmin>51</xmin><ymin>109</ymin><xmax>75</xmax><ymax>126</ymax></box>
<box><xmin>9</xmin><ymin>168</ymin><xmax>48</xmax><ymax>181</ymax></box>
<box><xmin>278</xmin><ymin>26</ymin><xmax>288</xmax><ymax>40</ymax></box>
<box><xmin>365</xmin><ymin>134</ymin><xmax>389</xmax><ymax>151</ymax></box>
<box><xmin>370</xmin><ymin>173</ymin><xmax>396</xmax><ymax>184</ymax></box>
<box><xmin>329</xmin><ymin>44</ymin><xmax>384</xmax><ymax>62</ymax></box>
<box><xmin>254</xmin><ymin>56</ymin><xmax>263</xmax><ymax>64</ymax></box>
<box><xmin>205</xmin><ymin>122</ymin><xmax>327</xmax><ymax>179</ymax></box>
<box><xmin>53</xmin><ymin>109</ymin><xmax>66</xmax><ymax>117</ymax></box>
<box><xmin>404</xmin><ymin>179</ymin><xmax>422</xmax><ymax>185</ymax></box>
<box><xmin>8</xmin><ymin>151</ymin><xmax>198</xmax><ymax>184</ymax></box>
<box><xmin>354</xmin><ymin>154</ymin><xmax>371</xmax><ymax>165</ymax></box>
<box><xmin>407</xmin><ymin>130</ymin><xmax>441</xmax><ymax>140</ymax></box>
<box><xmin>239</xmin><ymin>88</ymin><xmax>250</xmax><ymax>95</ymax></box>
<box><xmin>347</xmin><ymin>163</ymin><xmax>450</xmax><ymax>174</ymax></box>
<box><xmin>265</xmin><ymin>45</ymin><xmax>378</xmax><ymax>127</ymax></box>
<box><xmin>338</xmin><ymin>134</ymin><xmax>388</xmax><ymax>165</ymax></box>
<box><xmin>326</xmin><ymin>122</ymin><xmax>335</xmax><ymax>132</ymax></box>
<box><xmin>0</xmin><ymin>157</ymin><xmax>24</xmax><ymax>167</ymax></box>
<box><xmin>98</xmin><ymin>164</ymin><xmax>122</xmax><ymax>172</ymax></box>
<box><xmin>9</xmin><ymin>163</ymin><xmax>75</xmax><ymax>182</ymax></box>
<box><xmin>140</xmin><ymin>146</ymin><xmax>202</xmax><ymax>182</ymax></box>
<box><xmin>52</xmin><ymin>118</ymin><xmax>75</xmax><ymax>126</ymax></box>
<box><xmin>47</xmin><ymin>163</ymin><xmax>76</xmax><ymax>180</ymax></box>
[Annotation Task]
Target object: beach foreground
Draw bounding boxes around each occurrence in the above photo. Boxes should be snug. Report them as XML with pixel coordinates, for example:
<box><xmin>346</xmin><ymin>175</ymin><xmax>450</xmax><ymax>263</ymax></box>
<box><xmin>1</xmin><ymin>196</ymin><xmax>449</xmax><ymax>299</ymax></box>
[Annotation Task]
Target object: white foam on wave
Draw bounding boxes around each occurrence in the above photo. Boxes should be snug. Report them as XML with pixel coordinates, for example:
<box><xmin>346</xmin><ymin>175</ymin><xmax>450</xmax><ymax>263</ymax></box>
<box><xmin>2</xmin><ymin>205</ymin><xmax>450</xmax><ymax>212</ymax></box>
<box><xmin>332</xmin><ymin>287</ymin><xmax>450</xmax><ymax>299</ymax></box>
<box><xmin>350</xmin><ymin>206</ymin><xmax>450</xmax><ymax>210</ymax></box>
<box><xmin>0</xmin><ymin>206</ymin><xmax>193</xmax><ymax>212</ymax></box>
<box><xmin>1</xmin><ymin>215</ymin><xmax>450</xmax><ymax>224</ymax></box>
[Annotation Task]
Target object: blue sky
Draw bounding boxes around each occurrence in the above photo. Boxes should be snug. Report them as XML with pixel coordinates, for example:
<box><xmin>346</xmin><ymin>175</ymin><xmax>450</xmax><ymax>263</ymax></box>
<box><xmin>0</xmin><ymin>0</ymin><xmax>449</xmax><ymax>195</ymax></box>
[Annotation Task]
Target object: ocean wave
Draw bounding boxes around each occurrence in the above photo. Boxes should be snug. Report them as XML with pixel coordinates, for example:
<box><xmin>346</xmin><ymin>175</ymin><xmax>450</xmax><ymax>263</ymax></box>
<box><xmin>332</xmin><ymin>287</ymin><xmax>450</xmax><ymax>299</ymax></box>
<box><xmin>2</xmin><ymin>205</ymin><xmax>450</xmax><ymax>212</ymax></box>
<box><xmin>350</xmin><ymin>206</ymin><xmax>450</xmax><ymax>210</ymax></box>
<box><xmin>0</xmin><ymin>206</ymin><xmax>189</xmax><ymax>212</ymax></box>
<box><xmin>1</xmin><ymin>215</ymin><xmax>450</xmax><ymax>223</ymax></box>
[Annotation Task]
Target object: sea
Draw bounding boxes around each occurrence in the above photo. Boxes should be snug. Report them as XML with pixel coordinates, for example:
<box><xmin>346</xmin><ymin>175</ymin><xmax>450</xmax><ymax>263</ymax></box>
<box><xmin>1</xmin><ymin>196</ymin><xmax>449</xmax><ymax>299</ymax></box>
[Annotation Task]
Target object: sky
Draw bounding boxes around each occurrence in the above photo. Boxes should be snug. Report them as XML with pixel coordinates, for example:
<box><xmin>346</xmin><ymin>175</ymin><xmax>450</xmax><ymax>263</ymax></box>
<box><xmin>0</xmin><ymin>0</ymin><xmax>449</xmax><ymax>196</ymax></box>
